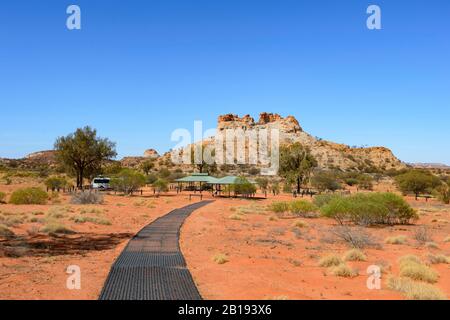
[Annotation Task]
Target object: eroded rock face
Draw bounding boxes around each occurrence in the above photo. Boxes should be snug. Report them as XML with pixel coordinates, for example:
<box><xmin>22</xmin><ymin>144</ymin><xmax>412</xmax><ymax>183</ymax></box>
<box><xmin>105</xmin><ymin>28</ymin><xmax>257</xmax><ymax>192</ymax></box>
<box><xmin>143</xmin><ymin>149</ymin><xmax>159</xmax><ymax>159</ymax></box>
<box><xmin>214</xmin><ymin>112</ymin><xmax>405</xmax><ymax>171</ymax></box>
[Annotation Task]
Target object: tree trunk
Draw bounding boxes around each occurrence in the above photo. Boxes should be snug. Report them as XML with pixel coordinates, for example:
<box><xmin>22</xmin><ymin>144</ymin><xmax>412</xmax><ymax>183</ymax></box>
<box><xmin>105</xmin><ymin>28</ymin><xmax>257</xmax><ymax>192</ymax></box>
<box><xmin>297</xmin><ymin>177</ymin><xmax>301</xmax><ymax>194</ymax></box>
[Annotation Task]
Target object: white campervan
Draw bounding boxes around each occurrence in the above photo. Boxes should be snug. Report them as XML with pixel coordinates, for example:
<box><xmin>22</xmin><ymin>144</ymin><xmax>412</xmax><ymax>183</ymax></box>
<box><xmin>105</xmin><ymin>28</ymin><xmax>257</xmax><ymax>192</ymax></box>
<box><xmin>91</xmin><ymin>177</ymin><xmax>111</xmax><ymax>190</ymax></box>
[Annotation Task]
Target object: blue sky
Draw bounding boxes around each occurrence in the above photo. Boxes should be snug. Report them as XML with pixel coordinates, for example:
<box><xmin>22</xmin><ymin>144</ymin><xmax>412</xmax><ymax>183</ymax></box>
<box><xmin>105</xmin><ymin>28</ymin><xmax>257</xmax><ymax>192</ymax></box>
<box><xmin>0</xmin><ymin>0</ymin><xmax>449</xmax><ymax>164</ymax></box>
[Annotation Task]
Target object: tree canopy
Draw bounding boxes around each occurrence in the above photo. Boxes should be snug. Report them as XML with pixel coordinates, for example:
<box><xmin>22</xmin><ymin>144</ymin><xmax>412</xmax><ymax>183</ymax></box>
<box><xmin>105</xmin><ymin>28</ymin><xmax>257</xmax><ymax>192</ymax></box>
<box><xmin>54</xmin><ymin>126</ymin><xmax>117</xmax><ymax>188</ymax></box>
<box><xmin>279</xmin><ymin>143</ymin><xmax>318</xmax><ymax>193</ymax></box>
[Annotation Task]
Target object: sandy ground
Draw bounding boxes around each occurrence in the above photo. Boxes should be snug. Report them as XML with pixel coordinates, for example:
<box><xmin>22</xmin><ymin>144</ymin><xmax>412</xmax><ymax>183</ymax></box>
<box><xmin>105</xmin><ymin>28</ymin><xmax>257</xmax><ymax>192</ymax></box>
<box><xmin>181</xmin><ymin>195</ymin><xmax>450</xmax><ymax>300</ymax></box>
<box><xmin>0</xmin><ymin>182</ymin><xmax>194</xmax><ymax>300</ymax></box>
<box><xmin>1</xmin><ymin>176</ymin><xmax>449</xmax><ymax>300</ymax></box>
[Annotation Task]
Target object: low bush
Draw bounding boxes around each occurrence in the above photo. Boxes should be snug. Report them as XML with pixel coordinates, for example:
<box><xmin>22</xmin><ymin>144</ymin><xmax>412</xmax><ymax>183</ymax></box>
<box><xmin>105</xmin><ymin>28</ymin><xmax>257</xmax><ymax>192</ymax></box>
<box><xmin>320</xmin><ymin>192</ymin><xmax>418</xmax><ymax>226</ymax></box>
<box><xmin>387</xmin><ymin>277</ymin><xmax>446</xmax><ymax>300</ymax></box>
<box><xmin>9</xmin><ymin>188</ymin><xmax>48</xmax><ymax>205</ymax></box>
<box><xmin>229</xmin><ymin>214</ymin><xmax>245</xmax><ymax>221</ymax></box>
<box><xmin>292</xmin><ymin>220</ymin><xmax>309</xmax><ymax>228</ymax></box>
<box><xmin>71</xmin><ymin>191</ymin><xmax>104</xmax><ymax>205</ymax></box>
<box><xmin>413</xmin><ymin>226</ymin><xmax>433</xmax><ymax>245</ymax></box>
<box><xmin>313</xmin><ymin>194</ymin><xmax>341</xmax><ymax>208</ymax></box>
<box><xmin>343</xmin><ymin>249</ymin><xmax>367</xmax><ymax>262</ymax></box>
<box><xmin>44</xmin><ymin>176</ymin><xmax>68</xmax><ymax>191</ymax></box>
<box><xmin>268</xmin><ymin>201</ymin><xmax>289</xmax><ymax>213</ymax></box>
<box><xmin>289</xmin><ymin>200</ymin><xmax>319</xmax><ymax>217</ymax></box>
<box><xmin>330</xmin><ymin>226</ymin><xmax>380</xmax><ymax>249</ymax></box>
<box><xmin>318</xmin><ymin>255</ymin><xmax>343</xmax><ymax>267</ymax></box>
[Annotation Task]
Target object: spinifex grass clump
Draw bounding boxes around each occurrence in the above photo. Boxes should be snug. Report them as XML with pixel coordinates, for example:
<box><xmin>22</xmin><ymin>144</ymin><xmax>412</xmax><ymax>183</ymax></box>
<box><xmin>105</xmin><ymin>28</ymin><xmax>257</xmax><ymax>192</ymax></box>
<box><xmin>320</xmin><ymin>192</ymin><xmax>418</xmax><ymax>226</ymax></box>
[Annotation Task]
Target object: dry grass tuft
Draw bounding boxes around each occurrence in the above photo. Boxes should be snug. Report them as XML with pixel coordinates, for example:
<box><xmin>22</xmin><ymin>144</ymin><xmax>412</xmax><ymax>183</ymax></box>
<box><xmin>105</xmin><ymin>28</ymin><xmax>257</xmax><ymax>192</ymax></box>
<box><xmin>398</xmin><ymin>255</ymin><xmax>439</xmax><ymax>283</ymax></box>
<box><xmin>213</xmin><ymin>254</ymin><xmax>229</xmax><ymax>265</ymax></box>
<box><xmin>319</xmin><ymin>255</ymin><xmax>343</xmax><ymax>267</ymax></box>
<box><xmin>331</xmin><ymin>263</ymin><xmax>359</xmax><ymax>278</ymax></box>
<box><xmin>428</xmin><ymin>254</ymin><xmax>450</xmax><ymax>265</ymax></box>
<box><xmin>425</xmin><ymin>242</ymin><xmax>439</xmax><ymax>249</ymax></box>
<box><xmin>387</xmin><ymin>277</ymin><xmax>446</xmax><ymax>300</ymax></box>
<box><xmin>0</xmin><ymin>224</ymin><xmax>14</xmax><ymax>237</ymax></box>
<box><xmin>41</xmin><ymin>221</ymin><xmax>74</xmax><ymax>235</ymax></box>
<box><xmin>444</xmin><ymin>236</ymin><xmax>450</xmax><ymax>243</ymax></box>
<box><xmin>385</xmin><ymin>235</ymin><xmax>407</xmax><ymax>245</ymax></box>
<box><xmin>229</xmin><ymin>214</ymin><xmax>245</xmax><ymax>221</ymax></box>
<box><xmin>343</xmin><ymin>249</ymin><xmax>367</xmax><ymax>262</ymax></box>
<box><xmin>292</xmin><ymin>220</ymin><xmax>309</xmax><ymax>228</ymax></box>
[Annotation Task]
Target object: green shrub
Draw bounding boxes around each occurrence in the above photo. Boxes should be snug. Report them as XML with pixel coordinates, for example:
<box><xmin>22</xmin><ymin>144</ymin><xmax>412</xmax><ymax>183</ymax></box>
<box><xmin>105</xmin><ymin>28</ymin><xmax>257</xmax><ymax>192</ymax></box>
<box><xmin>289</xmin><ymin>200</ymin><xmax>318</xmax><ymax>217</ymax></box>
<box><xmin>320</xmin><ymin>192</ymin><xmax>418</xmax><ymax>226</ymax></box>
<box><xmin>153</xmin><ymin>178</ymin><xmax>169</xmax><ymax>194</ymax></box>
<box><xmin>268</xmin><ymin>201</ymin><xmax>289</xmax><ymax>213</ymax></box>
<box><xmin>111</xmin><ymin>169</ymin><xmax>146</xmax><ymax>194</ymax></box>
<box><xmin>9</xmin><ymin>188</ymin><xmax>48</xmax><ymax>205</ymax></box>
<box><xmin>313</xmin><ymin>194</ymin><xmax>341</xmax><ymax>208</ymax></box>
<box><xmin>44</xmin><ymin>176</ymin><xmax>68</xmax><ymax>190</ymax></box>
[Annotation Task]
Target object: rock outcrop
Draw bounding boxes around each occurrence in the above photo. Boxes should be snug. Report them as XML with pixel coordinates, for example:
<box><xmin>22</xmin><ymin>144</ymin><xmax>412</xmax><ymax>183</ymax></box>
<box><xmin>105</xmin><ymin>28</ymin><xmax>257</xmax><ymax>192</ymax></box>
<box><xmin>215</xmin><ymin>112</ymin><xmax>405</xmax><ymax>171</ymax></box>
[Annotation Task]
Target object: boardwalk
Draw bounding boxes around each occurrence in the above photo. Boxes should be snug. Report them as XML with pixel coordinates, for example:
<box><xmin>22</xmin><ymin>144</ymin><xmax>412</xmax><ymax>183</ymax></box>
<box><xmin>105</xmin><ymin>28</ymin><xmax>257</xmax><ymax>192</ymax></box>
<box><xmin>99</xmin><ymin>200</ymin><xmax>213</xmax><ymax>300</ymax></box>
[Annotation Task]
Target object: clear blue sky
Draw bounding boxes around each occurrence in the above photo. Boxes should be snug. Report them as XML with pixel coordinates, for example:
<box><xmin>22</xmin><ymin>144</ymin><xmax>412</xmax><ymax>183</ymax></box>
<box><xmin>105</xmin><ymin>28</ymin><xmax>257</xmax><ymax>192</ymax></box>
<box><xmin>0</xmin><ymin>0</ymin><xmax>449</xmax><ymax>164</ymax></box>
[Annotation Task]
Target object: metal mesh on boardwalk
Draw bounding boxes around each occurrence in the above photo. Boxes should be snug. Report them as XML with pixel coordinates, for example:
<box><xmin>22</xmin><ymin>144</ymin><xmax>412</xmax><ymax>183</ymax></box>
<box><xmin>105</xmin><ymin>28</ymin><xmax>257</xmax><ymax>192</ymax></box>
<box><xmin>99</xmin><ymin>200</ymin><xmax>213</xmax><ymax>300</ymax></box>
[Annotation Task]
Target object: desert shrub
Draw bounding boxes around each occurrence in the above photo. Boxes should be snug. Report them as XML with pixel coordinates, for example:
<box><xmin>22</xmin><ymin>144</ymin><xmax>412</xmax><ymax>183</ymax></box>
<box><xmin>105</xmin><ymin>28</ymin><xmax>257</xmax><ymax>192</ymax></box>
<box><xmin>313</xmin><ymin>194</ymin><xmax>341</xmax><ymax>208</ymax></box>
<box><xmin>111</xmin><ymin>169</ymin><xmax>146</xmax><ymax>195</ymax></box>
<box><xmin>268</xmin><ymin>201</ymin><xmax>289</xmax><ymax>213</ymax></box>
<box><xmin>428</xmin><ymin>254</ymin><xmax>449</xmax><ymax>265</ymax></box>
<box><xmin>9</xmin><ymin>188</ymin><xmax>48</xmax><ymax>205</ymax></box>
<box><xmin>0</xmin><ymin>224</ymin><xmax>14</xmax><ymax>237</ymax></box>
<box><xmin>234</xmin><ymin>178</ymin><xmax>257</xmax><ymax>196</ymax></box>
<box><xmin>152</xmin><ymin>179</ymin><xmax>169</xmax><ymax>194</ymax></box>
<box><xmin>213</xmin><ymin>254</ymin><xmax>229</xmax><ymax>264</ymax></box>
<box><xmin>41</xmin><ymin>221</ymin><xmax>74</xmax><ymax>235</ymax></box>
<box><xmin>318</xmin><ymin>255</ymin><xmax>343</xmax><ymax>267</ymax></box>
<box><xmin>0</xmin><ymin>191</ymin><xmax>6</xmax><ymax>203</ymax></box>
<box><xmin>146</xmin><ymin>173</ymin><xmax>158</xmax><ymax>185</ymax></box>
<box><xmin>330</xmin><ymin>226</ymin><xmax>380</xmax><ymax>249</ymax></box>
<box><xmin>321</xmin><ymin>193</ymin><xmax>418</xmax><ymax>226</ymax></box>
<box><xmin>434</xmin><ymin>181</ymin><xmax>450</xmax><ymax>204</ymax></box>
<box><xmin>343</xmin><ymin>249</ymin><xmax>367</xmax><ymax>262</ymax></box>
<box><xmin>387</xmin><ymin>277</ymin><xmax>446</xmax><ymax>300</ymax></box>
<box><xmin>395</xmin><ymin>170</ymin><xmax>441</xmax><ymax>198</ymax></box>
<box><xmin>70</xmin><ymin>191</ymin><xmax>104</xmax><ymax>204</ymax></box>
<box><xmin>413</xmin><ymin>226</ymin><xmax>432</xmax><ymax>245</ymax></box>
<box><xmin>289</xmin><ymin>200</ymin><xmax>319</xmax><ymax>217</ymax></box>
<box><xmin>44</xmin><ymin>176</ymin><xmax>68</xmax><ymax>191</ymax></box>
<box><xmin>292</xmin><ymin>220</ymin><xmax>309</xmax><ymax>228</ymax></box>
<box><xmin>385</xmin><ymin>235</ymin><xmax>408</xmax><ymax>245</ymax></box>
<box><xmin>331</xmin><ymin>263</ymin><xmax>358</xmax><ymax>278</ymax></box>
<box><xmin>311</xmin><ymin>171</ymin><xmax>342</xmax><ymax>192</ymax></box>
<box><xmin>398</xmin><ymin>256</ymin><xmax>439</xmax><ymax>283</ymax></box>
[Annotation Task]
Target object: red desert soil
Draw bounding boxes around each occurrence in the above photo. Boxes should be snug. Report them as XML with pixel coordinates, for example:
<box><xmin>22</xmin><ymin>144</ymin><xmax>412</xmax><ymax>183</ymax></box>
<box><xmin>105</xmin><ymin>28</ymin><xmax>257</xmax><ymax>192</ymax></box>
<box><xmin>181</xmin><ymin>196</ymin><xmax>450</xmax><ymax>300</ymax></box>
<box><xmin>0</xmin><ymin>186</ymin><xmax>193</xmax><ymax>300</ymax></box>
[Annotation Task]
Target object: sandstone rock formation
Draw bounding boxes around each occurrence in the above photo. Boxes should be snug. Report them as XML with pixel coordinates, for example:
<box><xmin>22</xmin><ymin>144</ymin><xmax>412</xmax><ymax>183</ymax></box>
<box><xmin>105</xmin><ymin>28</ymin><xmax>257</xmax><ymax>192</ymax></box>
<box><xmin>143</xmin><ymin>149</ymin><xmax>159</xmax><ymax>159</ymax></box>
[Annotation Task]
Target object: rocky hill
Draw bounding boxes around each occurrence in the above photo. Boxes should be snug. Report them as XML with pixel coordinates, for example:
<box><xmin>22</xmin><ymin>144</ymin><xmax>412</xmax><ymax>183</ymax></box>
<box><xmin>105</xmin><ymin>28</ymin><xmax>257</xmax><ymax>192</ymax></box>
<box><xmin>214</xmin><ymin>112</ymin><xmax>406</xmax><ymax>172</ymax></box>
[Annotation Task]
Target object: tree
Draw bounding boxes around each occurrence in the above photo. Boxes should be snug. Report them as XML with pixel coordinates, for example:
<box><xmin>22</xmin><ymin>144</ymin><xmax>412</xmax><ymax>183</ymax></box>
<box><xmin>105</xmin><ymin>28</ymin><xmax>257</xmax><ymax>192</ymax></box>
<box><xmin>110</xmin><ymin>169</ymin><xmax>146</xmax><ymax>195</ymax></box>
<box><xmin>279</xmin><ymin>143</ymin><xmax>318</xmax><ymax>193</ymax></box>
<box><xmin>255</xmin><ymin>177</ymin><xmax>269</xmax><ymax>197</ymax></box>
<box><xmin>395</xmin><ymin>170</ymin><xmax>441</xmax><ymax>200</ymax></box>
<box><xmin>356</xmin><ymin>174</ymin><xmax>374</xmax><ymax>191</ymax></box>
<box><xmin>311</xmin><ymin>171</ymin><xmax>342</xmax><ymax>193</ymax></box>
<box><xmin>55</xmin><ymin>127</ymin><xmax>116</xmax><ymax>188</ymax></box>
<box><xmin>140</xmin><ymin>160</ymin><xmax>155</xmax><ymax>176</ymax></box>
<box><xmin>153</xmin><ymin>179</ymin><xmax>169</xmax><ymax>196</ymax></box>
